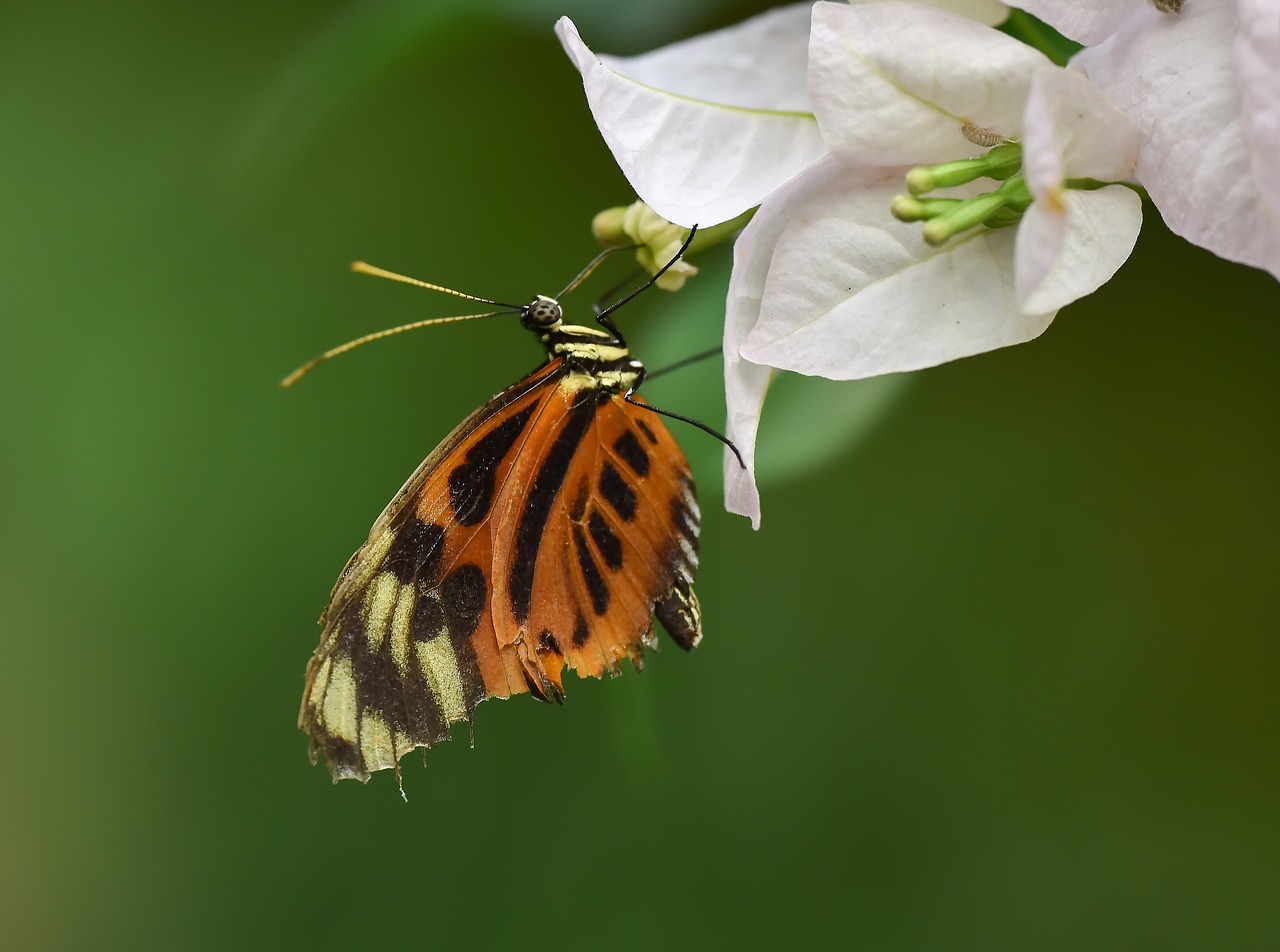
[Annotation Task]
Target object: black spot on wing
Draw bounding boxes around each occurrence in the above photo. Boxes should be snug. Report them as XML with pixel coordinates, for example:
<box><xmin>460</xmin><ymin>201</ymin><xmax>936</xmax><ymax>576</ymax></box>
<box><xmin>573</xmin><ymin>525</ymin><xmax>610</xmax><ymax>616</ymax></box>
<box><xmin>637</xmin><ymin>420</ymin><xmax>658</xmax><ymax>444</ymax></box>
<box><xmin>411</xmin><ymin>594</ymin><xmax>447</xmax><ymax>643</ymax></box>
<box><xmin>538</xmin><ymin>630</ymin><xmax>562</xmax><ymax>656</ymax></box>
<box><xmin>440</xmin><ymin>564</ymin><xmax>488</xmax><ymax>710</ymax></box>
<box><xmin>613</xmin><ymin>430</ymin><xmax>650</xmax><ymax>476</ymax></box>
<box><xmin>448</xmin><ymin>405</ymin><xmax>536</xmax><ymax>527</ymax></box>
<box><xmin>587</xmin><ymin>509</ymin><xmax>623</xmax><ymax>570</ymax></box>
<box><xmin>572</xmin><ymin>613</ymin><xmax>590</xmax><ymax>648</ymax></box>
<box><xmin>599</xmin><ymin>462</ymin><xmax>637</xmax><ymax>521</ymax></box>
<box><xmin>510</xmin><ymin>394</ymin><xmax>597</xmax><ymax>624</ymax></box>
<box><xmin>382</xmin><ymin>519</ymin><xmax>445</xmax><ymax>585</ymax></box>
<box><xmin>568</xmin><ymin>474</ymin><xmax>589</xmax><ymax>522</ymax></box>
<box><xmin>441</xmin><ymin>564</ymin><xmax>486</xmax><ymax>638</ymax></box>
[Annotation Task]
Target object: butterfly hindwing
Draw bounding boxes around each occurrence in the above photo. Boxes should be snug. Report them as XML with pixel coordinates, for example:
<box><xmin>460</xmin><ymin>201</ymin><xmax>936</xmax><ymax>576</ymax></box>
<box><xmin>489</xmin><ymin>382</ymin><xmax>701</xmax><ymax>688</ymax></box>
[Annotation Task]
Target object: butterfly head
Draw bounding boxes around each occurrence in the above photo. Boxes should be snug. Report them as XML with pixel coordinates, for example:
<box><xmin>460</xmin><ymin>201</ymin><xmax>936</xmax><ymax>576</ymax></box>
<box><xmin>521</xmin><ymin>294</ymin><xmax>564</xmax><ymax>333</ymax></box>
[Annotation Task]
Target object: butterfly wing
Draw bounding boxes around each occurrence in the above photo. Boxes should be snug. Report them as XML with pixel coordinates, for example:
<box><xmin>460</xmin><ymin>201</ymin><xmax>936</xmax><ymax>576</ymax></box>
<box><xmin>299</xmin><ymin>362</ymin><xmax>558</xmax><ymax>782</ymax></box>
<box><xmin>299</xmin><ymin>359</ymin><xmax>702</xmax><ymax>783</ymax></box>
<box><xmin>488</xmin><ymin>382</ymin><xmax>701</xmax><ymax>696</ymax></box>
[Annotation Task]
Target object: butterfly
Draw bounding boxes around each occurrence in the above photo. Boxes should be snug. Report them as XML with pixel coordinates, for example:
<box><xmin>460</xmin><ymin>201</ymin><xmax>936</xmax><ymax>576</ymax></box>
<box><xmin>289</xmin><ymin>229</ymin><xmax>731</xmax><ymax>786</ymax></box>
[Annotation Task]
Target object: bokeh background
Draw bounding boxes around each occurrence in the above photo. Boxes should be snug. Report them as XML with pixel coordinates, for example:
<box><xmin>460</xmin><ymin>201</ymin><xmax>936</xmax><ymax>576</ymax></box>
<box><xmin>5</xmin><ymin>1</ymin><xmax>1278</xmax><ymax>949</ymax></box>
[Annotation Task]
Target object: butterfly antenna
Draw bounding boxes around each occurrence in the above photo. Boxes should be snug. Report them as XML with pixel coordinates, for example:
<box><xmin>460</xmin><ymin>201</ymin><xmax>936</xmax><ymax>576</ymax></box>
<box><xmin>350</xmin><ymin>261</ymin><xmax>520</xmax><ymax>308</ymax></box>
<box><xmin>280</xmin><ymin>262</ymin><xmax>523</xmax><ymax>388</ymax></box>
<box><xmin>281</xmin><ymin>310</ymin><xmax>513</xmax><ymax>387</ymax></box>
<box><xmin>555</xmin><ymin>244</ymin><xmax>636</xmax><ymax>300</ymax></box>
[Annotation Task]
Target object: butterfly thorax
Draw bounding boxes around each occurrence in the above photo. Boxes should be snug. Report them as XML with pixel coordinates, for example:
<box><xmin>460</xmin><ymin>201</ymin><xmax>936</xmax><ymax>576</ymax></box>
<box><xmin>521</xmin><ymin>294</ymin><xmax>642</xmax><ymax>394</ymax></box>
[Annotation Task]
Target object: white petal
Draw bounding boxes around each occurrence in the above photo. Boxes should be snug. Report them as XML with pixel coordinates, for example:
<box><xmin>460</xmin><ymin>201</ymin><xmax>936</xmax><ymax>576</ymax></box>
<box><xmin>738</xmin><ymin>156</ymin><xmax>1056</xmax><ymax>379</ymax></box>
<box><xmin>1074</xmin><ymin>0</ymin><xmax>1280</xmax><ymax>278</ymax></box>
<box><xmin>1018</xmin><ymin>67</ymin><xmax>1141</xmax><ymax>314</ymax></box>
<box><xmin>1015</xmin><ymin>186</ymin><xmax>1142</xmax><ymax>314</ymax></box>
<box><xmin>589</xmin><ymin>5</ymin><xmax>812</xmax><ymax>110</ymax></box>
<box><xmin>809</xmin><ymin>1</ymin><xmax>1051</xmax><ymax>166</ymax></box>
<box><xmin>1021</xmin><ymin>66</ymin><xmax>1139</xmax><ymax>196</ymax></box>
<box><xmin>722</xmin><ymin>304</ymin><xmax>772</xmax><ymax>529</ymax></box>
<box><xmin>1235</xmin><ymin>0</ymin><xmax>1280</xmax><ymax>258</ymax></box>
<box><xmin>721</xmin><ymin>158</ymin><xmax>814</xmax><ymax>527</ymax></box>
<box><xmin>1014</xmin><ymin>0</ymin><xmax>1149</xmax><ymax>45</ymax></box>
<box><xmin>555</xmin><ymin>12</ymin><xmax>827</xmax><ymax>227</ymax></box>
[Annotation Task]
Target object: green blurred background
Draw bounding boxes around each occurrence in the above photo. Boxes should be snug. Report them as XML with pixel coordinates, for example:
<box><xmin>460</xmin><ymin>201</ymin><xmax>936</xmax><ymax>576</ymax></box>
<box><xmin>5</xmin><ymin>1</ymin><xmax>1278</xmax><ymax>949</ymax></box>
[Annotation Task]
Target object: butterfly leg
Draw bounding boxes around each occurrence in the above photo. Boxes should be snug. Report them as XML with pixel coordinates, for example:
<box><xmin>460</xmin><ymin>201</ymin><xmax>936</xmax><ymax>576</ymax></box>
<box><xmin>622</xmin><ymin>368</ymin><xmax>746</xmax><ymax>469</ymax></box>
<box><xmin>592</xmin><ymin>225</ymin><xmax>700</xmax><ymax>337</ymax></box>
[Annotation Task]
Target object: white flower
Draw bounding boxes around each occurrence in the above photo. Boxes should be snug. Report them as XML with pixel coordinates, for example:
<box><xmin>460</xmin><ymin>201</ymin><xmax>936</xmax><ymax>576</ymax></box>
<box><xmin>1019</xmin><ymin>0</ymin><xmax>1280</xmax><ymax>279</ymax></box>
<box><xmin>561</xmin><ymin>2</ymin><xmax>1143</xmax><ymax>526</ymax></box>
<box><xmin>554</xmin><ymin>1</ymin><xmax>1009</xmax><ymax>228</ymax></box>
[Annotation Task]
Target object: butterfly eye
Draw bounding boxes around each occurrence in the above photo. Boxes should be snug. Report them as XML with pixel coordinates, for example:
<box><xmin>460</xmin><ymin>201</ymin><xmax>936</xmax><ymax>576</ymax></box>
<box><xmin>524</xmin><ymin>295</ymin><xmax>562</xmax><ymax>329</ymax></box>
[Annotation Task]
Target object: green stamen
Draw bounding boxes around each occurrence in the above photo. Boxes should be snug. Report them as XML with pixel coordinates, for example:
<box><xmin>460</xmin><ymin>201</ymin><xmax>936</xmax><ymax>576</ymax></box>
<box><xmin>891</xmin><ymin>195</ymin><xmax>961</xmax><ymax>222</ymax></box>
<box><xmin>920</xmin><ymin>177</ymin><xmax>1032</xmax><ymax>246</ymax></box>
<box><xmin>906</xmin><ymin>142</ymin><xmax>1022</xmax><ymax>194</ymax></box>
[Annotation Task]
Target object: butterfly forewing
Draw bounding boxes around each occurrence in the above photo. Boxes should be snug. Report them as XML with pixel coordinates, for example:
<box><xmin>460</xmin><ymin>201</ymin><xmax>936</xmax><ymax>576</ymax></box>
<box><xmin>299</xmin><ymin>354</ymin><xmax>703</xmax><ymax>783</ymax></box>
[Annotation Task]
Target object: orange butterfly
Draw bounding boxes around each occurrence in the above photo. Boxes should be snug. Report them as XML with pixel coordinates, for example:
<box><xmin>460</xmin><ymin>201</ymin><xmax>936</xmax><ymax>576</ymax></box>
<box><xmin>288</xmin><ymin>230</ymin><xmax>729</xmax><ymax>786</ymax></box>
